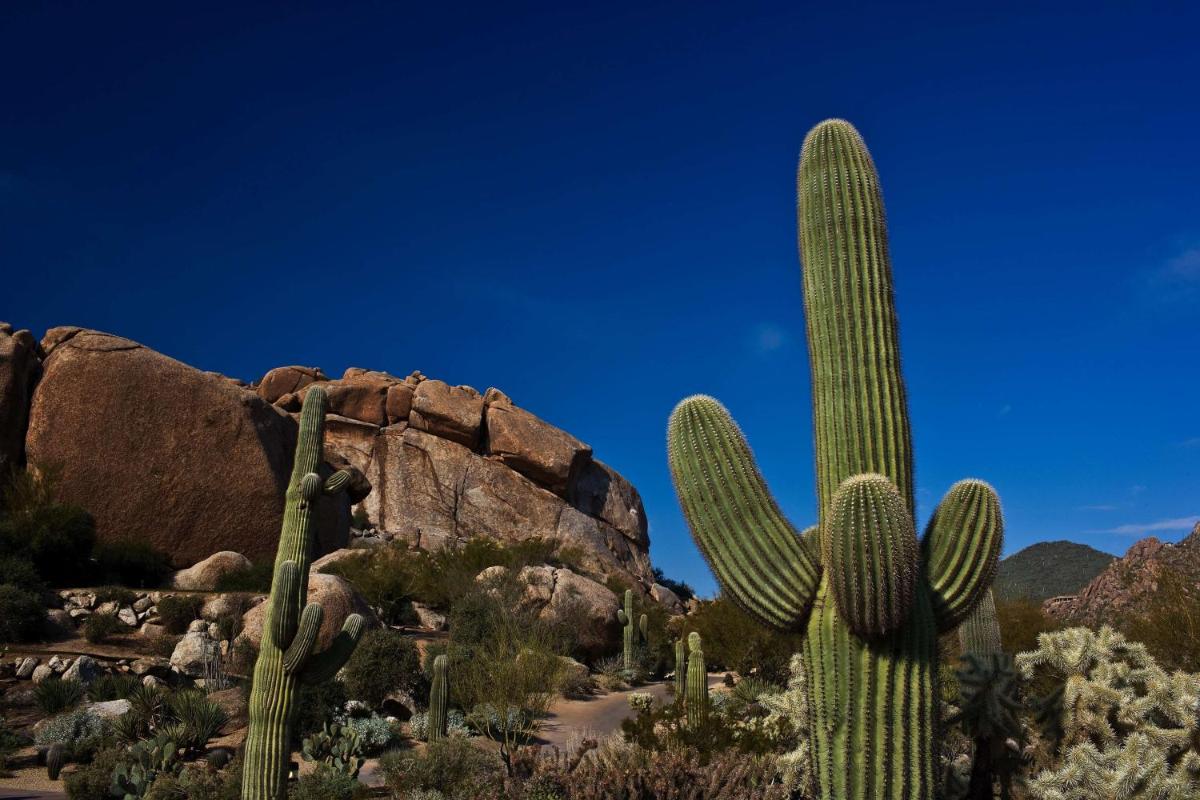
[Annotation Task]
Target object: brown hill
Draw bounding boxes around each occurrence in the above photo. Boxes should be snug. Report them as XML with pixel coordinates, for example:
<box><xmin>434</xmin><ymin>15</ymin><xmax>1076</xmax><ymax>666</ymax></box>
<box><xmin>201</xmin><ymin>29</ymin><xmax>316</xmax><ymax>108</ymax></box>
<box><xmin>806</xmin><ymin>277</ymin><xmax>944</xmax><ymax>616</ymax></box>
<box><xmin>1043</xmin><ymin>521</ymin><xmax>1200</xmax><ymax>625</ymax></box>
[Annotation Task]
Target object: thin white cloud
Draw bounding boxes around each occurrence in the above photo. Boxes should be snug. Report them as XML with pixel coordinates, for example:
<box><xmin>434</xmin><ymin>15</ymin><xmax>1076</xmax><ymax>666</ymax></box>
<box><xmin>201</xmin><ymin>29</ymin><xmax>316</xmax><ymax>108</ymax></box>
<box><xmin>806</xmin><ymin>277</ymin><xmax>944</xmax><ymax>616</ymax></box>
<box><xmin>1164</xmin><ymin>247</ymin><xmax>1200</xmax><ymax>282</ymax></box>
<box><xmin>1143</xmin><ymin>243</ymin><xmax>1200</xmax><ymax>303</ymax></box>
<box><xmin>1178</xmin><ymin>437</ymin><xmax>1200</xmax><ymax>449</ymax></box>
<box><xmin>1091</xmin><ymin>516</ymin><xmax>1198</xmax><ymax>536</ymax></box>
<box><xmin>1078</xmin><ymin>504</ymin><xmax>1118</xmax><ymax>512</ymax></box>
<box><xmin>997</xmin><ymin>404</ymin><xmax>1012</xmax><ymax>418</ymax></box>
<box><xmin>752</xmin><ymin>323</ymin><xmax>787</xmax><ymax>355</ymax></box>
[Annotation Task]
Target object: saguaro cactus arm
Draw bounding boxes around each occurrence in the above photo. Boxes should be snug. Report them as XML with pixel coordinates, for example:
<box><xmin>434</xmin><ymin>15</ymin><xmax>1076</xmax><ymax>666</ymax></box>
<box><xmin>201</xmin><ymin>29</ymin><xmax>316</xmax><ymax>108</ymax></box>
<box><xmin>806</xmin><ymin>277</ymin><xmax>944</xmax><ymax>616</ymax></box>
<box><xmin>667</xmin><ymin>395</ymin><xmax>821</xmax><ymax>631</ymax></box>
<box><xmin>922</xmin><ymin>479</ymin><xmax>1004</xmax><ymax>633</ymax></box>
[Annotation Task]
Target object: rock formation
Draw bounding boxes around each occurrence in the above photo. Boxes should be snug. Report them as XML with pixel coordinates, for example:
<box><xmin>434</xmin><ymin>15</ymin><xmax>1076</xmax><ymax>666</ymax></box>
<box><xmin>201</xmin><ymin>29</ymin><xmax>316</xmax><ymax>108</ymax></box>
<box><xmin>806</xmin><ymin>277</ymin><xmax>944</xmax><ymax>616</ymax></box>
<box><xmin>4</xmin><ymin>324</ymin><xmax>658</xmax><ymax>598</ymax></box>
<box><xmin>1043</xmin><ymin>521</ymin><xmax>1200</xmax><ymax>625</ymax></box>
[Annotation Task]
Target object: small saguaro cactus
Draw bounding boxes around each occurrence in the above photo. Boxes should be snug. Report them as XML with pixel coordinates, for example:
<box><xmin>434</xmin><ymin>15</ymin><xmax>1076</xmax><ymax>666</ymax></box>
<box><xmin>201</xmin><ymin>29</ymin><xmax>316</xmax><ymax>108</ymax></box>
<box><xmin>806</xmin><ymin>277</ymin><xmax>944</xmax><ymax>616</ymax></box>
<box><xmin>242</xmin><ymin>387</ymin><xmax>367</xmax><ymax>800</ymax></box>
<box><xmin>638</xmin><ymin>612</ymin><xmax>648</xmax><ymax>644</ymax></box>
<box><xmin>667</xmin><ymin>119</ymin><xmax>1003</xmax><ymax>800</ymax></box>
<box><xmin>617</xmin><ymin>589</ymin><xmax>637</xmax><ymax>671</ymax></box>
<box><xmin>45</xmin><ymin>743</ymin><xmax>66</xmax><ymax>780</ymax></box>
<box><xmin>674</xmin><ymin>636</ymin><xmax>687</xmax><ymax>700</ymax></box>
<box><xmin>428</xmin><ymin>653</ymin><xmax>449</xmax><ymax>743</ymax></box>
<box><xmin>685</xmin><ymin>632</ymin><xmax>707</xmax><ymax>729</ymax></box>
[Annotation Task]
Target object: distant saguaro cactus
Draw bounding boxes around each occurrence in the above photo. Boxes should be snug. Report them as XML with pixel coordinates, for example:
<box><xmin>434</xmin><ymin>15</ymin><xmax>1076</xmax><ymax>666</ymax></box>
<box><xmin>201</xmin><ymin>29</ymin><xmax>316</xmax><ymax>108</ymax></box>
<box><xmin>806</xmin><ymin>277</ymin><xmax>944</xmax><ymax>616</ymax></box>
<box><xmin>428</xmin><ymin>654</ymin><xmax>449</xmax><ymax>743</ymax></box>
<box><xmin>674</xmin><ymin>637</ymin><xmax>687</xmax><ymax>700</ymax></box>
<box><xmin>667</xmin><ymin>119</ymin><xmax>1003</xmax><ymax>800</ymax></box>
<box><xmin>242</xmin><ymin>388</ymin><xmax>367</xmax><ymax>800</ymax></box>
<box><xmin>685</xmin><ymin>632</ymin><xmax>707</xmax><ymax>729</ymax></box>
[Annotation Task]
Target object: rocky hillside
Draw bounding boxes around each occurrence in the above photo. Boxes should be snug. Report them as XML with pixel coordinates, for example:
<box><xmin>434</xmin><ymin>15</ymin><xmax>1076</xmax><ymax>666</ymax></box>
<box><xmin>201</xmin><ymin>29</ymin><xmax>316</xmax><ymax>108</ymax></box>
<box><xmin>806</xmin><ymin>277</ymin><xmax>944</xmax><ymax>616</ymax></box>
<box><xmin>1043</xmin><ymin>522</ymin><xmax>1200</xmax><ymax>625</ymax></box>
<box><xmin>993</xmin><ymin>540</ymin><xmax>1115</xmax><ymax>601</ymax></box>
<box><xmin>0</xmin><ymin>324</ymin><xmax>663</xmax><ymax>603</ymax></box>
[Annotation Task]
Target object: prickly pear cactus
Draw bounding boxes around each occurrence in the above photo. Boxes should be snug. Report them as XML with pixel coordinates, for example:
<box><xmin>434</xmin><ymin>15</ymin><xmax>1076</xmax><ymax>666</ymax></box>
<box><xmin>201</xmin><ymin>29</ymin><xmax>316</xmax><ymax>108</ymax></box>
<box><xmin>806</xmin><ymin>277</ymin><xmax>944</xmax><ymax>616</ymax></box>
<box><xmin>242</xmin><ymin>387</ymin><xmax>367</xmax><ymax>800</ymax></box>
<box><xmin>667</xmin><ymin>119</ymin><xmax>1003</xmax><ymax>800</ymax></box>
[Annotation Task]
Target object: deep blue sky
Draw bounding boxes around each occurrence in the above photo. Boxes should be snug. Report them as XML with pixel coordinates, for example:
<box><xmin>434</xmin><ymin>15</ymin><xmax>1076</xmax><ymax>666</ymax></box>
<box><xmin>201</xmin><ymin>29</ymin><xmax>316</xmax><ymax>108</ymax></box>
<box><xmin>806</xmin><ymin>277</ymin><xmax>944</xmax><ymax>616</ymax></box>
<box><xmin>4</xmin><ymin>2</ymin><xmax>1198</xmax><ymax>596</ymax></box>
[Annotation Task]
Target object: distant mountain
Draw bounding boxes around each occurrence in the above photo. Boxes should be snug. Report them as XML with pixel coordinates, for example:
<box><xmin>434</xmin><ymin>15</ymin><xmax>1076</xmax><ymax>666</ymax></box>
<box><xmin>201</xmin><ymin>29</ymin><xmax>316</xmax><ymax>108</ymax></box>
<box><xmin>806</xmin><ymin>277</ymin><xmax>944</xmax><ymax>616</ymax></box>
<box><xmin>993</xmin><ymin>540</ymin><xmax>1115</xmax><ymax>602</ymax></box>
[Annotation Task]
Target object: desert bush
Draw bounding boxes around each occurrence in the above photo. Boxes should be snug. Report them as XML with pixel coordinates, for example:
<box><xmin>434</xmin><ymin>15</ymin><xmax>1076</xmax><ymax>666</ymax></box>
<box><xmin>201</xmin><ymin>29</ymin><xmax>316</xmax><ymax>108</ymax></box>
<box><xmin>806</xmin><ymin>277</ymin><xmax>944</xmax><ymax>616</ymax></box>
<box><xmin>681</xmin><ymin>596</ymin><xmax>803</xmax><ymax>685</ymax></box>
<box><xmin>34</xmin><ymin>707</ymin><xmax>107</xmax><ymax>759</ymax></box>
<box><xmin>594</xmin><ymin>655</ymin><xmax>628</xmax><ymax>691</ymax></box>
<box><xmin>0</xmin><ymin>469</ymin><xmax>95</xmax><ymax>587</ymax></box>
<box><xmin>351</xmin><ymin>505</ymin><xmax>370</xmax><ymax>529</ymax></box>
<box><xmin>93</xmin><ymin>541</ymin><xmax>173</xmax><ymax>587</ymax></box>
<box><xmin>380</xmin><ymin>736</ymin><xmax>502</xmax><ymax>800</ymax></box>
<box><xmin>323</xmin><ymin>546</ymin><xmax>417</xmax><ymax>626</ymax></box>
<box><xmin>93</xmin><ymin>585</ymin><xmax>138</xmax><ymax>606</ymax></box>
<box><xmin>166</xmin><ymin>690</ymin><xmax>229</xmax><ymax>753</ymax></box>
<box><xmin>64</xmin><ymin>746</ymin><xmax>126</xmax><ymax>800</ymax></box>
<box><xmin>290</xmin><ymin>764</ymin><xmax>363</xmax><ymax>800</ymax></box>
<box><xmin>0</xmin><ymin>555</ymin><xmax>46</xmax><ymax>594</ymax></box>
<box><xmin>213</xmin><ymin>561</ymin><xmax>273</xmax><ymax>593</ymax></box>
<box><xmin>0</xmin><ymin>582</ymin><xmax>45</xmax><ymax>642</ymax></box>
<box><xmin>144</xmin><ymin>757</ymin><xmax>242</xmax><ymax>800</ymax></box>
<box><xmin>87</xmin><ymin>672</ymin><xmax>141</xmax><ymax>701</ymax></box>
<box><xmin>620</xmin><ymin>693</ymin><xmax>781</xmax><ymax>762</ymax></box>
<box><xmin>82</xmin><ymin>610</ymin><xmax>126</xmax><ymax>643</ymax></box>
<box><xmin>157</xmin><ymin>594</ymin><xmax>204</xmax><ymax>634</ymax></box>
<box><xmin>653</xmin><ymin>566</ymin><xmax>696</xmax><ymax>601</ymax></box>
<box><xmin>410</xmin><ymin>708</ymin><xmax>470</xmax><ymax>742</ymax></box>
<box><xmin>994</xmin><ymin>597</ymin><xmax>1060</xmax><ymax>656</ymax></box>
<box><xmin>341</xmin><ymin>628</ymin><xmax>424</xmax><ymax>708</ymax></box>
<box><xmin>1120</xmin><ymin>565</ymin><xmax>1200</xmax><ymax>672</ymax></box>
<box><xmin>35</xmin><ymin>677</ymin><xmax>85</xmax><ymax>714</ymax></box>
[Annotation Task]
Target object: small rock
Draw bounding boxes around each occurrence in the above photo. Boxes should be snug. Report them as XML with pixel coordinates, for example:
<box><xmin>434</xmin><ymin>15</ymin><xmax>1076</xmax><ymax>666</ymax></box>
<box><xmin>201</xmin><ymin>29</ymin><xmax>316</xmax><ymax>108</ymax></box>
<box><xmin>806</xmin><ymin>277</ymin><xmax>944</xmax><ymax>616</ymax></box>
<box><xmin>48</xmin><ymin>656</ymin><xmax>66</xmax><ymax>672</ymax></box>
<box><xmin>63</xmin><ymin>655</ymin><xmax>101</xmax><ymax>685</ymax></box>
<box><xmin>133</xmin><ymin>596</ymin><xmax>154</xmax><ymax>613</ymax></box>
<box><xmin>411</xmin><ymin>603</ymin><xmax>447</xmax><ymax>631</ymax></box>
<box><xmin>15</xmin><ymin>657</ymin><xmax>38</xmax><ymax>679</ymax></box>
<box><xmin>130</xmin><ymin>657</ymin><xmax>171</xmax><ymax>678</ymax></box>
<box><xmin>143</xmin><ymin>675</ymin><xmax>165</xmax><ymax>688</ymax></box>
<box><xmin>140</xmin><ymin>622</ymin><xmax>167</xmax><ymax>638</ymax></box>
<box><xmin>95</xmin><ymin>601</ymin><xmax>119</xmax><ymax>616</ymax></box>
<box><xmin>170</xmin><ymin>631</ymin><xmax>216</xmax><ymax>678</ymax></box>
<box><xmin>207</xmin><ymin>623</ymin><xmax>221</xmax><ymax>640</ymax></box>
<box><xmin>188</xmin><ymin>619</ymin><xmax>209</xmax><ymax>633</ymax></box>
<box><xmin>69</xmin><ymin>608</ymin><xmax>92</xmax><ymax>620</ymax></box>
<box><xmin>68</xmin><ymin>592</ymin><xmax>96</xmax><ymax>609</ymax></box>
<box><xmin>86</xmin><ymin>699</ymin><xmax>131</xmax><ymax>719</ymax></box>
<box><xmin>171</xmin><ymin>551</ymin><xmax>253</xmax><ymax>591</ymax></box>
<box><xmin>118</xmin><ymin>607</ymin><xmax>139</xmax><ymax>627</ymax></box>
<box><xmin>46</xmin><ymin>608</ymin><xmax>75</xmax><ymax>632</ymax></box>
<box><xmin>31</xmin><ymin>665</ymin><xmax>54</xmax><ymax>684</ymax></box>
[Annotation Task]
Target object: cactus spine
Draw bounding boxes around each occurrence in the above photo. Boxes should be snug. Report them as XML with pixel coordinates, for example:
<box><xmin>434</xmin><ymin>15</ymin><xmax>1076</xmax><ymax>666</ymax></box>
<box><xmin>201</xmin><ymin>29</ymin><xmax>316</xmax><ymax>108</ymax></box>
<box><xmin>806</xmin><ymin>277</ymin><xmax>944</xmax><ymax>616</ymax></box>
<box><xmin>685</xmin><ymin>632</ymin><xmax>707</xmax><ymax>729</ymax></box>
<box><xmin>242</xmin><ymin>387</ymin><xmax>367</xmax><ymax>800</ymax></box>
<box><xmin>958</xmin><ymin>588</ymin><xmax>1003</xmax><ymax>657</ymax></box>
<box><xmin>617</xmin><ymin>589</ymin><xmax>636</xmax><ymax>671</ymax></box>
<box><xmin>667</xmin><ymin>119</ymin><xmax>1003</xmax><ymax>800</ymax></box>
<box><xmin>45</xmin><ymin>743</ymin><xmax>65</xmax><ymax>780</ymax></box>
<box><xmin>674</xmin><ymin>636</ymin><xmax>687</xmax><ymax>700</ymax></box>
<box><xmin>428</xmin><ymin>654</ymin><xmax>449</xmax><ymax>743</ymax></box>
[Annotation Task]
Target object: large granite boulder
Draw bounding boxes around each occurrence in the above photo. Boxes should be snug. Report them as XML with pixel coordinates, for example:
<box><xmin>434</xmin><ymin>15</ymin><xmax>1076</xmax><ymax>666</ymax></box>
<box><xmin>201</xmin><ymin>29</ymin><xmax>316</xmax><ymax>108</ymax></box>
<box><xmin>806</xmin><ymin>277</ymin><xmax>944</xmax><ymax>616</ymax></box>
<box><xmin>410</xmin><ymin>380</ymin><xmax>484</xmax><ymax>448</ymax></box>
<box><xmin>0</xmin><ymin>323</ymin><xmax>41</xmax><ymax>481</ymax></box>
<box><xmin>482</xmin><ymin>565</ymin><xmax>620</xmax><ymax>659</ymax></box>
<box><xmin>256</xmin><ymin>366</ymin><xmax>326</xmax><ymax>404</ymax></box>
<box><xmin>484</xmin><ymin>395</ymin><xmax>591</xmax><ymax>497</ymax></box>
<box><xmin>239</xmin><ymin>572</ymin><xmax>377</xmax><ymax>651</ymax></box>
<box><xmin>24</xmin><ymin>329</ymin><xmax>356</xmax><ymax>566</ymax></box>
<box><xmin>171</xmin><ymin>551</ymin><xmax>252</xmax><ymax>591</ymax></box>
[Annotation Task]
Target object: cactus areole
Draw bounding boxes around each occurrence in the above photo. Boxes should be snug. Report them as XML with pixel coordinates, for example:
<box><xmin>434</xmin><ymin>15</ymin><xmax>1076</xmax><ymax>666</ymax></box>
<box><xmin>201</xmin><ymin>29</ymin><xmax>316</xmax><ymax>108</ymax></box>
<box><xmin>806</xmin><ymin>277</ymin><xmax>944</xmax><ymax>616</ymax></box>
<box><xmin>667</xmin><ymin>119</ymin><xmax>1003</xmax><ymax>800</ymax></box>
<box><xmin>242</xmin><ymin>387</ymin><xmax>366</xmax><ymax>800</ymax></box>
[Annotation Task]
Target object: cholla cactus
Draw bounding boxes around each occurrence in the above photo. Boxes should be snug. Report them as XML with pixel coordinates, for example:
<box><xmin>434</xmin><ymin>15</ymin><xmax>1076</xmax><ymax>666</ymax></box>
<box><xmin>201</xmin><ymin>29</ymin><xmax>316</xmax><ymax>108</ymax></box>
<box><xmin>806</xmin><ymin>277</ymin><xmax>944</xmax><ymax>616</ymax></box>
<box><xmin>759</xmin><ymin>653</ymin><xmax>813</xmax><ymax>795</ymax></box>
<box><xmin>1016</xmin><ymin>626</ymin><xmax>1200</xmax><ymax>800</ymax></box>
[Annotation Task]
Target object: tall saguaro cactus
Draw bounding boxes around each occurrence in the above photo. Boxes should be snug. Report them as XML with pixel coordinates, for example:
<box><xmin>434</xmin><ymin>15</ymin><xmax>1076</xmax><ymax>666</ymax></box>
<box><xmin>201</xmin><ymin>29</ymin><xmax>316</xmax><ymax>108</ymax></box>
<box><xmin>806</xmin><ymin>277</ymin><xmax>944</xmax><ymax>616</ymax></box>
<box><xmin>667</xmin><ymin>119</ymin><xmax>1003</xmax><ymax>800</ymax></box>
<box><xmin>617</xmin><ymin>589</ymin><xmax>637</xmax><ymax>671</ymax></box>
<box><xmin>243</xmin><ymin>387</ymin><xmax>367</xmax><ymax>800</ymax></box>
<box><xmin>428</xmin><ymin>654</ymin><xmax>449</xmax><ymax>743</ymax></box>
<box><xmin>674</xmin><ymin>637</ymin><xmax>687</xmax><ymax>700</ymax></box>
<box><xmin>685</xmin><ymin>632</ymin><xmax>707</xmax><ymax>729</ymax></box>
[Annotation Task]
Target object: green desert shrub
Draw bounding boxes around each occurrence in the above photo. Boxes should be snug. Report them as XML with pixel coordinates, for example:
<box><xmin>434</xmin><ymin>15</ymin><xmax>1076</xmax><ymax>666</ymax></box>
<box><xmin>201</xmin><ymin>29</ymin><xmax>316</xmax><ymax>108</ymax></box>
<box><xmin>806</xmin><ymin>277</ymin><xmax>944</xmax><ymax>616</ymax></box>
<box><xmin>92</xmin><ymin>585</ymin><xmax>138</xmax><ymax>606</ymax></box>
<box><xmin>0</xmin><ymin>469</ymin><xmax>96</xmax><ymax>587</ymax></box>
<box><xmin>562</xmin><ymin>744</ymin><xmax>788</xmax><ymax>799</ymax></box>
<box><xmin>1119</xmin><ymin>565</ymin><xmax>1200</xmax><ymax>672</ymax></box>
<box><xmin>145</xmin><ymin>758</ymin><xmax>243</xmax><ymax>800</ymax></box>
<box><xmin>93</xmin><ymin>541</ymin><xmax>173</xmax><ymax>588</ymax></box>
<box><xmin>64</xmin><ymin>747</ymin><xmax>126</xmax><ymax>800</ymax></box>
<box><xmin>341</xmin><ymin>628</ymin><xmax>424</xmax><ymax>708</ymax></box>
<box><xmin>322</xmin><ymin>546</ymin><xmax>417</xmax><ymax>626</ymax></box>
<box><xmin>379</xmin><ymin>736</ymin><xmax>501</xmax><ymax>800</ymax></box>
<box><xmin>409</xmin><ymin>708</ymin><xmax>470</xmax><ymax>741</ymax></box>
<box><xmin>291</xmin><ymin>679</ymin><xmax>350</xmax><ymax>743</ymax></box>
<box><xmin>35</xmin><ymin>677</ymin><xmax>85</xmax><ymax>714</ymax></box>
<box><xmin>34</xmin><ymin>707</ymin><xmax>106</xmax><ymax>760</ymax></box>
<box><xmin>87</xmin><ymin>672</ymin><xmax>141</xmax><ymax>701</ymax></box>
<box><xmin>289</xmin><ymin>764</ymin><xmax>363</xmax><ymax>800</ymax></box>
<box><xmin>681</xmin><ymin>595</ymin><xmax>803</xmax><ymax>685</ymax></box>
<box><xmin>0</xmin><ymin>582</ymin><xmax>45</xmax><ymax>642</ymax></box>
<box><xmin>82</xmin><ymin>610</ymin><xmax>126</xmax><ymax>643</ymax></box>
<box><xmin>994</xmin><ymin>597</ymin><xmax>1061</xmax><ymax>656</ymax></box>
<box><xmin>157</xmin><ymin>594</ymin><xmax>204</xmax><ymax>634</ymax></box>
<box><xmin>653</xmin><ymin>566</ymin><xmax>696</xmax><ymax>601</ymax></box>
<box><xmin>166</xmin><ymin>689</ymin><xmax>229</xmax><ymax>753</ymax></box>
<box><xmin>213</xmin><ymin>561</ymin><xmax>274</xmax><ymax>593</ymax></box>
<box><xmin>0</xmin><ymin>555</ymin><xmax>46</xmax><ymax>594</ymax></box>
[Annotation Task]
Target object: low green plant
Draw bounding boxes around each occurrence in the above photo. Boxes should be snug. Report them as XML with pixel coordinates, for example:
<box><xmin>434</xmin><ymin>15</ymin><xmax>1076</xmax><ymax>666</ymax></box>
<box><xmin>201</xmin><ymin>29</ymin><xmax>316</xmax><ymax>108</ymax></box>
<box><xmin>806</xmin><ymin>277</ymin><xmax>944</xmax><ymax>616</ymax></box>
<box><xmin>94</xmin><ymin>541</ymin><xmax>173</xmax><ymax>588</ymax></box>
<box><xmin>64</xmin><ymin>747</ymin><xmax>126</xmax><ymax>800</ymax></box>
<box><xmin>0</xmin><ymin>555</ymin><xmax>46</xmax><ymax>594</ymax></box>
<box><xmin>112</xmin><ymin>734</ymin><xmax>182</xmax><ymax>799</ymax></box>
<box><xmin>143</xmin><ymin>757</ymin><xmax>243</xmax><ymax>800</ymax></box>
<box><xmin>35</xmin><ymin>677</ymin><xmax>85</xmax><ymax>714</ymax></box>
<box><xmin>290</xmin><ymin>764</ymin><xmax>362</xmax><ymax>800</ymax></box>
<box><xmin>301</xmin><ymin>722</ymin><xmax>364</xmax><ymax>778</ymax></box>
<box><xmin>0</xmin><ymin>468</ymin><xmax>95</xmax><ymax>587</ymax></box>
<box><xmin>212</xmin><ymin>561</ymin><xmax>274</xmax><ymax>593</ymax></box>
<box><xmin>290</xmin><ymin>679</ymin><xmax>351</xmax><ymax>744</ymax></box>
<box><xmin>410</xmin><ymin>709</ymin><xmax>470</xmax><ymax>741</ymax></box>
<box><xmin>34</xmin><ymin>707</ymin><xmax>106</xmax><ymax>760</ymax></box>
<box><xmin>0</xmin><ymin>582</ymin><xmax>45</xmax><ymax>641</ymax></box>
<box><xmin>341</xmin><ymin>628</ymin><xmax>424</xmax><ymax>708</ymax></box>
<box><xmin>379</xmin><ymin>736</ymin><xmax>501</xmax><ymax>800</ymax></box>
<box><xmin>156</xmin><ymin>595</ymin><xmax>204</xmax><ymax>635</ymax></box>
<box><xmin>166</xmin><ymin>690</ymin><xmax>229</xmax><ymax>754</ymax></box>
<box><xmin>94</xmin><ymin>585</ymin><xmax>138</xmax><ymax>606</ymax></box>
<box><xmin>83</xmin><ymin>610</ymin><xmax>127</xmax><ymax>643</ymax></box>
<box><xmin>88</xmin><ymin>673</ymin><xmax>141</xmax><ymax>701</ymax></box>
